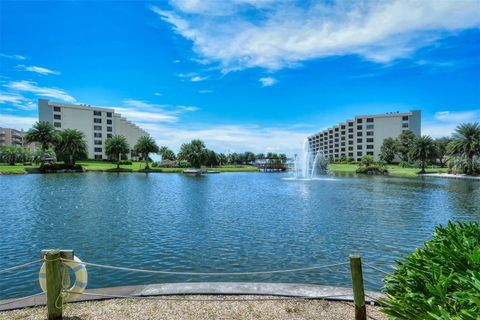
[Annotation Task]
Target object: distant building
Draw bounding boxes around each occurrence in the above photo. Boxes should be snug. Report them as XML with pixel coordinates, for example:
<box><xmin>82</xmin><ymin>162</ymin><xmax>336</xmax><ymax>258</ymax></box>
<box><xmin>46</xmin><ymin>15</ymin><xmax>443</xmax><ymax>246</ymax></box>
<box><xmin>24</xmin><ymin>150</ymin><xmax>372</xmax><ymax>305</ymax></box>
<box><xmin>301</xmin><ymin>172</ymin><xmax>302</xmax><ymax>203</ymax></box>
<box><xmin>0</xmin><ymin>127</ymin><xmax>35</xmax><ymax>149</ymax></box>
<box><xmin>38</xmin><ymin>99</ymin><xmax>149</xmax><ymax>160</ymax></box>
<box><xmin>308</xmin><ymin>110</ymin><xmax>421</xmax><ymax>161</ymax></box>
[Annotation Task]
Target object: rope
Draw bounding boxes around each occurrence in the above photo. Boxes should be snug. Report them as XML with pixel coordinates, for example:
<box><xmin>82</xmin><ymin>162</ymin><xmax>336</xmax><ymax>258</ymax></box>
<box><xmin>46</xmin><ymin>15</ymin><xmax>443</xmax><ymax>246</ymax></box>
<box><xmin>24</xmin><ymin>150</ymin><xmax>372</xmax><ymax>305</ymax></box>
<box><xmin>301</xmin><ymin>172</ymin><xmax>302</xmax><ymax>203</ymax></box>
<box><xmin>69</xmin><ymin>291</ymin><xmax>357</xmax><ymax>302</ymax></box>
<box><xmin>363</xmin><ymin>262</ymin><xmax>391</xmax><ymax>276</ymax></box>
<box><xmin>0</xmin><ymin>259</ymin><xmax>43</xmax><ymax>274</ymax></box>
<box><xmin>59</xmin><ymin>259</ymin><xmax>349</xmax><ymax>276</ymax></box>
<box><xmin>0</xmin><ymin>293</ymin><xmax>44</xmax><ymax>306</ymax></box>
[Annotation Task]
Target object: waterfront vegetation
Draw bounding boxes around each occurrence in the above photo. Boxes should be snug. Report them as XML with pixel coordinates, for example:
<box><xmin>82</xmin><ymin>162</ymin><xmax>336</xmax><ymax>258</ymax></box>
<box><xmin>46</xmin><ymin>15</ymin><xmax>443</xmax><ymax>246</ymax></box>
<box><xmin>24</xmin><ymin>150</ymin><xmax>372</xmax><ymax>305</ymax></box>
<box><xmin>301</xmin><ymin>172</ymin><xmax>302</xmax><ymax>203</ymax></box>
<box><xmin>380</xmin><ymin>221</ymin><xmax>480</xmax><ymax>320</ymax></box>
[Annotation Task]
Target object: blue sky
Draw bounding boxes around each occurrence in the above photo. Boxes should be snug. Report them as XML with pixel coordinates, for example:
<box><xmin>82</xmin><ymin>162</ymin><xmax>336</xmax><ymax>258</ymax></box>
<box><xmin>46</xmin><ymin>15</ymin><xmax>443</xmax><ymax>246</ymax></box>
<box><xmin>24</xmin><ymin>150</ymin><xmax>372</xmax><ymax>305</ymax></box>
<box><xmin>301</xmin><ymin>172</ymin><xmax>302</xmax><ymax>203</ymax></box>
<box><xmin>1</xmin><ymin>0</ymin><xmax>479</xmax><ymax>154</ymax></box>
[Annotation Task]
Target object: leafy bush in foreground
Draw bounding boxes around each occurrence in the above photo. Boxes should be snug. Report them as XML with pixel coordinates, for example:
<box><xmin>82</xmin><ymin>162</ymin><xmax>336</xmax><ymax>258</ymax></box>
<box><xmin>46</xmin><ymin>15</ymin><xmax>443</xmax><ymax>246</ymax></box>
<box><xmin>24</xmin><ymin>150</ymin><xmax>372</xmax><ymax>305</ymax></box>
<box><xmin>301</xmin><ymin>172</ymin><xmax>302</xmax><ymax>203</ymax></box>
<box><xmin>380</xmin><ymin>221</ymin><xmax>480</xmax><ymax>320</ymax></box>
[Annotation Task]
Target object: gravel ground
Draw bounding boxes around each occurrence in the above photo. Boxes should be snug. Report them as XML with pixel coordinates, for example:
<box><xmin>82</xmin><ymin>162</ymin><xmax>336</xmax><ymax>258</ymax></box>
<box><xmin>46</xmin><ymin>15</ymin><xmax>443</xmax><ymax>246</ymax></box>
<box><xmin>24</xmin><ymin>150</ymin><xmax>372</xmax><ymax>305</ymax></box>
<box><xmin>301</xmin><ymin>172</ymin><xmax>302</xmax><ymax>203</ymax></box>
<box><xmin>0</xmin><ymin>296</ymin><xmax>387</xmax><ymax>320</ymax></box>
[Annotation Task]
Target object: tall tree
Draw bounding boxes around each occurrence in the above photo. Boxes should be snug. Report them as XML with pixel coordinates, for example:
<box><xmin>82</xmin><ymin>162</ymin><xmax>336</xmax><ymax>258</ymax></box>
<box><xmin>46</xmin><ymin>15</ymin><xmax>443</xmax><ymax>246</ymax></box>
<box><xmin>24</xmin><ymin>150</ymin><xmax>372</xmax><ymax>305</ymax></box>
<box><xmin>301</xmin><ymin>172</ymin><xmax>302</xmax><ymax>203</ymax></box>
<box><xmin>177</xmin><ymin>139</ymin><xmax>206</xmax><ymax>168</ymax></box>
<box><xmin>204</xmin><ymin>149</ymin><xmax>218</xmax><ymax>167</ymax></box>
<box><xmin>55</xmin><ymin>129</ymin><xmax>88</xmax><ymax>166</ymax></box>
<box><xmin>379</xmin><ymin>137</ymin><xmax>398</xmax><ymax>163</ymax></box>
<box><xmin>159</xmin><ymin>146</ymin><xmax>176</xmax><ymax>161</ymax></box>
<box><xmin>434</xmin><ymin>137</ymin><xmax>452</xmax><ymax>168</ymax></box>
<box><xmin>25</xmin><ymin>121</ymin><xmax>58</xmax><ymax>167</ymax></box>
<box><xmin>105</xmin><ymin>135</ymin><xmax>130</xmax><ymax>169</ymax></box>
<box><xmin>256</xmin><ymin>153</ymin><xmax>265</xmax><ymax>162</ymax></box>
<box><xmin>409</xmin><ymin>135</ymin><xmax>437</xmax><ymax>174</ymax></box>
<box><xmin>397</xmin><ymin>130</ymin><xmax>417</xmax><ymax>161</ymax></box>
<box><xmin>0</xmin><ymin>146</ymin><xmax>20</xmax><ymax>165</ymax></box>
<box><xmin>217</xmin><ymin>153</ymin><xmax>227</xmax><ymax>165</ymax></box>
<box><xmin>279</xmin><ymin>153</ymin><xmax>288</xmax><ymax>163</ymax></box>
<box><xmin>448</xmin><ymin>123</ymin><xmax>480</xmax><ymax>175</ymax></box>
<box><xmin>134</xmin><ymin>136</ymin><xmax>159</xmax><ymax>169</ymax></box>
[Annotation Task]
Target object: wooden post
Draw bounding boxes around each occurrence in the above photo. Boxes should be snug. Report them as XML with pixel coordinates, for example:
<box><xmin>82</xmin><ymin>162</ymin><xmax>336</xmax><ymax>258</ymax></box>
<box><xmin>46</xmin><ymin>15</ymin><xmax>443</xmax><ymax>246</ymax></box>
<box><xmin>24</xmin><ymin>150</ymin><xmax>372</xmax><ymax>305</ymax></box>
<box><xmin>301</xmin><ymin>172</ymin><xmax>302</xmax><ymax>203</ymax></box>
<box><xmin>350</xmin><ymin>255</ymin><xmax>367</xmax><ymax>320</ymax></box>
<box><xmin>41</xmin><ymin>250</ymin><xmax>73</xmax><ymax>320</ymax></box>
<box><xmin>44</xmin><ymin>250</ymin><xmax>63</xmax><ymax>320</ymax></box>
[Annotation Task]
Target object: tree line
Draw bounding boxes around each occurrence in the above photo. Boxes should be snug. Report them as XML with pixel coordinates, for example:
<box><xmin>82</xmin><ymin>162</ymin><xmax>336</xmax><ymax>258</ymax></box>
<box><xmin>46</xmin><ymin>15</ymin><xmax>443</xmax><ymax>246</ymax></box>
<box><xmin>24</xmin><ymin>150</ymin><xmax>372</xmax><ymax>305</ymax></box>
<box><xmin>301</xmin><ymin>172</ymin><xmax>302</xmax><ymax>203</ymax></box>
<box><xmin>378</xmin><ymin>122</ymin><xmax>480</xmax><ymax>175</ymax></box>
<box><xmin>2</xmin><ymin>121</ymin><xmax>289</xmax><ymax>170</ymax></box>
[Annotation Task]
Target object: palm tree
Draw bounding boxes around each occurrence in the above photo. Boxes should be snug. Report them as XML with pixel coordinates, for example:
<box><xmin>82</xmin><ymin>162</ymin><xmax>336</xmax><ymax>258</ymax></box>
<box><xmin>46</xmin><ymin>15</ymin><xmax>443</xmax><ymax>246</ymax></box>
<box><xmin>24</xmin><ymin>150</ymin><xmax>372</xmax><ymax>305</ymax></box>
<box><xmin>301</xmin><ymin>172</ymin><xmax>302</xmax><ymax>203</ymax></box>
<box><xmin>134</xmin><ymin>136</ymin><xmax>159</xmax><ymax>169</ymax></box>
<box><xmin>159</xmin><ymin>146</ymin><xmax>176</xmax><ymax>161</ymax></box>
<box><xmin>55</xmin><ymin>129</ymin><xmax>88</xmax><ymax>166</ymax></box>
<box><xmin>434</xmin><ymin>137</ymin><xmax>452</xmax><ymax>168</ymax></box>
<box><xmin>105</xmin><ymin>135</ymin><xmax>130</xmax><ymax>169</ymax></box>
<box><xmin>0</xmin><ymin>146</ymin><xmax>19</xmax><ymax>165</ymax></box>
<box><xmin>177</xmin><ymin>139</ymin><xmax>206</xmax><ymax>168</ymax></box>
<box><xmin>25</xmin><ymin>121</ymin><xmax>58</xmax><ymax>167</ymax></box>
<box><xmin>448</xmin><ymin>123</ymin><xmax>480</xmax><ymax>175</ymax></box>
<box><xmin>409</xmin><ymin>135</ymin><xmax>437</xmax><ymax>174</ymax></box>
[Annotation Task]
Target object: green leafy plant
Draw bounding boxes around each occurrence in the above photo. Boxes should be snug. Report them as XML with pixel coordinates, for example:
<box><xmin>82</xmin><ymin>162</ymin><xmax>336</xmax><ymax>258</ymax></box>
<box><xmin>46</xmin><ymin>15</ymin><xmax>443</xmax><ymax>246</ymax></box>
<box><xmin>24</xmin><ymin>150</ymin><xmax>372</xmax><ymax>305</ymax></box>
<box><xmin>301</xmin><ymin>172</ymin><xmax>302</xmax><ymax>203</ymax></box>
<box><xmin>380</xmin><ymin>221</ymin><xmax>480</xmax><ymax>320</ymax></box>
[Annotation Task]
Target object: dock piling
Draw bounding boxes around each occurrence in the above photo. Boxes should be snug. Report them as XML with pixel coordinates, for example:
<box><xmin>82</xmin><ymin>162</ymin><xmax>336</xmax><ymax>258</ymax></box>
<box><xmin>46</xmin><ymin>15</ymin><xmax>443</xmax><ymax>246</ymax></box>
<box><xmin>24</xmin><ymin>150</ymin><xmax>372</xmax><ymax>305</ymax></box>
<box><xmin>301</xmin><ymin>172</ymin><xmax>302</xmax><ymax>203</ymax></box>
<box><xmin>349</xmin><ymin>255</ymin><xmax>367</xmax><ymax>320</ymax></box>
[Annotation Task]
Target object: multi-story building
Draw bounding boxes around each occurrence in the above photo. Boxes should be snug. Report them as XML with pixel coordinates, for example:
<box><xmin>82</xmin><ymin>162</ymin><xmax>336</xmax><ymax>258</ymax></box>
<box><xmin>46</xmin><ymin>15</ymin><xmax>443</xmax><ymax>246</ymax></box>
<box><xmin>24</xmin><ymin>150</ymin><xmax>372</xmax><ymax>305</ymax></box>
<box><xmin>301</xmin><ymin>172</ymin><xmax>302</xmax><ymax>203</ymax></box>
<box><xmin>0</xmin><ymin>127</ymin><xmax>35</xmax><ymax>149</ymax></box>
<box><xmin>38</xmin><ymin>99</ymin><xmax>149</xmax><ymax>159</ymax></box>
<box><xmin>308</xmin><ymin>110</ymin><xmax>421</xmax><ymax>162</ymax></box>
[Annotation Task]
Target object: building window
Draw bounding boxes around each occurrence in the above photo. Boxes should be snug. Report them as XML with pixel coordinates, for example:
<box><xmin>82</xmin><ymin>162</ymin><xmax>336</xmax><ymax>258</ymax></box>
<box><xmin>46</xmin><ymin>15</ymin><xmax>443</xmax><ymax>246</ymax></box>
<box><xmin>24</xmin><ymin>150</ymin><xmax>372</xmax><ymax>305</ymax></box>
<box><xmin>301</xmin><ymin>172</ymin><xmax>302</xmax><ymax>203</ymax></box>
<box><xmin>341</xmin><ymin>148</ymin><xmax>345</xmax><ymax>152</ymax></box>
<box><xmin>348</xmin><ymin>128</ymin><xmax>353</xmax><ymax>133</ymax></box>
<box><xmin>94</xmin><ymin>125</ymin><xmax>102</xmax><ymax>131</ymax></box>
<box><xmin>367</xmin><ymin>145</ymin><xmax>374</xmax><ymax>149</ymax></box>
<box><xmin>348</xmin><ymin>140</ymin><xmax>353</xmax><ymax>145</ymax></box>
<box><xmin>348</xmin><ymin>152</ymin><xmax>354</xmax><ymax>157</ymax></box>
<box><xmin>107</xmin><ymin>134</ymin><xmax>112</xmax><ymax>138</ymax></box>
<box><xmin>94</xmin><ymin>111</ymin><xmax>102</xmax><ymax>116</ymax></box>
<box><xmin>107</xmin><ymin>112</ymin><xmax>112</xmax><ymax>117</ymax></box>
<box><xmin>341</xmin><ymin>142</ymin><xmax>345</xmax><ymax>146</ymax></box>
<box><xmin>348</xmin><ymin>146</ymin><xmax>353</xmax><ymax>151</ymax></box>
<box><xmin>402</xmin><ymin>123</ymin><xmax>409</xmax><ymax>128</ymax></box>
<box><xmin>341</xmin><ymin>131</ymin><xmax>345</xmax><ymax>135</ymax></box>
<box><xmin>94</xmin><ymin>147</ymin><xmax>102</xmax><ymax>152</ymax></box>
<box><xmin>348</xmin><ymin>122</ymin><xmax>353</xmax><ymax>127</ymax></box>
<box><xmin>341</xmin><ymin>137</ymin><xmax>345</xmax><ymax>141</ymax></box>
<box><xmin>367</xmin><ymin>138</ymin><xmax>374</xmax><ymax>143</ymax></box>
<box><xmin>366</xmin><ymin>124</ymin><xmax>374</xmax><ymax>130</ymax></box>
<box><xmin>54</xmin><ymin>122</ymin><xmax>61</xmax><ymax>128</ymax></box>
<box><xmin>335</xmin><ymin>127</ymin><xmax>339</xmax><ymax>132</ymax></box>
<box><xmin>366</xmin><ymin>131</ymin><xmax>374</xmax><ymax>136</ymax></box>
<box><xmin>54</xmin><ymin>114</ymin><xmax>61</xmax><ymax>120</ymax></box>
<box><xmin>357</xmin><ymin>119</ymin><xmax>363</xmax><ymax>124</ymax></box>
<box><xmin>334</xmin><ymin>144</ymin><xmax>339</xmax><ymax>147</ymax></box>
<box><xmin>94</xmin><ymin>118</ymin><xmax>102</xmax><ymax>123</ymax></box>
<box><xmin>94</xmin><ymin>140</ymin><xmax>102</xmax><ymax>145</ymax></box>
<box><xmin>357</xmin><ymin>151</ymin><xmax>363</xmax><ymax>156</ymax></box>
<box><xmin>53</xmin><ymin>106</ymin><xmax>61</xmax><ymax>112</ymax></box>
<box><xmin>357</xmin><ymin>132</ymin><xmax>363</xmax><ymax>137</ymax></box>
<box><xmin>334</xmin><ymin>133</ymin><xmax>339</xmax><ymax>137</ymax></box>
<box><xmin>107</xmin><ymin>119</ymin><xmax>112</xmax><ymax>124</ymax></box>
<box><xmin>357</xmin><ymin>145</ymin><xmax>363</xmax><ymax>149</ymax></box>
<box><xmin>357</xmin><ymin>125</ymin><xmax>362</xmax><ymax>130</ymax></box>
<box><xmin>357</xmin><ymin>138</ymin><xmax>362</xmax><ymax>143</ymax></box>
<box><xmin>348</xmin><ymin>134</ymin><xmax>353</xmax><ymax>139</ymax></box>
<box><xmin>107</xmin><ymin>127</ymin><xmax>112</xmax><ymax>132</ymax></box>
<box><xmin>402</xmin><ymin>116</ymin><xmax>409</xmax><ymax>121</ymax></box>
<box><xmin>341</xmin><ymin>125</ymin><xmax>345</xmax><ymax>129</ymax></box>
<box><xmin>94</xmin><ymin>155</ymin><xmax>102</xmax><ymax>160</ymax></box>
<box><xmin>335</xmin><ymin>149</ymin><xmax>339</xmax><ymax>153</ymax></box>
<box><xmin>366</xmin><ymin>118</ymin><xmax>374</xmax><ymax>123</ymax></box>
<box><xmin>94</xmin><ymin>133</ymin><xmax>102</xmax><ymax>138</ymax></box>
<box><xmin>367</xmin><ymin>152</ymin><xmax>374</xmax><ymax>155</ymax></box>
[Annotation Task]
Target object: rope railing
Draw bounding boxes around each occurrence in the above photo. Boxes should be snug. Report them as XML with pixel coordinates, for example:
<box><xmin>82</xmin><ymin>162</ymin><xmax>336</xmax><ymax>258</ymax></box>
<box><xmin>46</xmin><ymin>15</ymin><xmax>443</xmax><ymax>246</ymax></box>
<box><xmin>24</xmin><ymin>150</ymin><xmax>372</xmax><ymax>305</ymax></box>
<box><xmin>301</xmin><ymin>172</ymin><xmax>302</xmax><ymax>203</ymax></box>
<box><xmin>59</xmin><ymin>258</ymin><xmax>350</xmax><ymax>276</ymax></box>
<box><xmin>362</xmin><ymin>262</ymin><xmax>392</xmax><ymax>276</ymax></box>
<box><xmin>0</xmin><ymin>259</ymin><xmax>43</xmax><ymax>274</ymax></box>
<box><xmin>0</xmin><ymin>292</ymin><xmax>44</xmax><ymax>306</ymax></box>
<box><xmin>66</xmin><ymin>290</ymin><xmax>373</xmax><ymax>303</ymax></box>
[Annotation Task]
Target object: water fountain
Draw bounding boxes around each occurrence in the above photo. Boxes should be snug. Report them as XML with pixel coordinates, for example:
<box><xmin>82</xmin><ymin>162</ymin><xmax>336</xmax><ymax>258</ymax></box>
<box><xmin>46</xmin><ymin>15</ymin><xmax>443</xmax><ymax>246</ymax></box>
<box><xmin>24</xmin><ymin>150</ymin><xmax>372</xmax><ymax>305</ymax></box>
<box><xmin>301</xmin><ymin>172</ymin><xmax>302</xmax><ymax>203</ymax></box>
<box><xmin>293</xmin><ymin>139</ymin><xmax>329</xmax><ymax>179</ymax></box>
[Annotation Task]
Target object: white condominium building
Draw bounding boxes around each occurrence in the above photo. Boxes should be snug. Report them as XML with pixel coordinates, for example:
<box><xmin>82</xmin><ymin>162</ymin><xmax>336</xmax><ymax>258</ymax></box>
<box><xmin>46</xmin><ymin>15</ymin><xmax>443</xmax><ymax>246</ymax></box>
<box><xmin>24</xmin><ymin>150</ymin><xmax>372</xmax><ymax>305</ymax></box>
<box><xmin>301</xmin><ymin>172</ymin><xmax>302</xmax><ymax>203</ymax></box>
<box><xmin>308</xmin><ymin>110</ymin><xmax>421</xmax><ymax>161</ymax></box>
<box><xmin>38</xmin><ymin>99</ymin><xmax>149</xmax><ymax>159</ymax></box>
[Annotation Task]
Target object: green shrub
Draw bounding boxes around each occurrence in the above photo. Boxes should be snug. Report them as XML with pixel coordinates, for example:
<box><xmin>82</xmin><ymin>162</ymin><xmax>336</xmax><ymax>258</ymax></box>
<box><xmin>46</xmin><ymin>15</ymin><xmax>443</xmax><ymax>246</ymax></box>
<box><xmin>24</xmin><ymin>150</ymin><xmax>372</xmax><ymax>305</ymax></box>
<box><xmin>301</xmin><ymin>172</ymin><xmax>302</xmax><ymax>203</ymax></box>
<box><xmin>380</xmin><ymin>221</ymin><xmax>480</xmax><ymax>320</ymax></box>
<box><xmin>118</xmin><ymin>160</ymin><xmax>132</xmax><ymax>165</ymax></box>
<box><xmin>399</xmin><ymin>160</ymin><xmax>415</xmax><ymax>168</ymax></box>
<box><xmin>41</xmin><ymin>163</ymin><xmax>83</xmax><ymax>173</ymax></box>
<box><xmin>177</xmin><ymin>160</ymin><xmax>192</xmax><ymax>168</ymax></box>
<box><xmin>355</xmin><ymin>165</ymin><xmax>388</xmax><ymax>174</ymax></box>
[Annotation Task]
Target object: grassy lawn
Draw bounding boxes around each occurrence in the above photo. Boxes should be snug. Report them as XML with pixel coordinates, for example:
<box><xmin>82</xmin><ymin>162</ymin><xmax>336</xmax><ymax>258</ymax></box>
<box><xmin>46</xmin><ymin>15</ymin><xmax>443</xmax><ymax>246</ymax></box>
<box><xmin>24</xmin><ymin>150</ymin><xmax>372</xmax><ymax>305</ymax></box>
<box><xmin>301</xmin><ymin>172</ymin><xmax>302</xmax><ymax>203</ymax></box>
<box><xmin>0</xmin><ymin>164</ymin><xmax>38</xmax><ymax>174</ymax></box>
<box><xmin>328</xmin><ymin>163</ymin><xmax>449</xmax><ymax>178</ymax></box>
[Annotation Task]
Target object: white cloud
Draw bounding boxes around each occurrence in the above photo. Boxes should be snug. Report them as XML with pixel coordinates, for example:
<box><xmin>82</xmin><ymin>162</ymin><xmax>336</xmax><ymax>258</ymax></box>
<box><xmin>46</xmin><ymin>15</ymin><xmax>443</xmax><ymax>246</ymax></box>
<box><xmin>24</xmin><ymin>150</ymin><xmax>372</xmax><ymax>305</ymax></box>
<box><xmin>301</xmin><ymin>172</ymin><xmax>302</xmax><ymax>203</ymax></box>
<box><xmin>0</xmin><ymin>93</ymin><xmax>37</xmax><ymax>111</ymax></box>
<box><xmin>115</xmin><ymin>108</ymin><xmax>178</xmax><ymax>123</ymax></box>
<box><xmin>154</xmin><ymin>92</ymin><xmax>162</xmax><ymax>96</ymax></box>
<box><xmin>177</xmin><ymin>72</ymin><xmax>208</xmax><ymax>82</ymax></box>
<box><xmin>17</xmin><ymin>65</ymin><xmax>61</xmax><ymax>75</ymax></box>
<box><xmin>259</xmin><ymin>77</ymin><xmax>277</xmax><ymax>87</ymax></box>
<box><xmin>178</xmin><ymin>105</ymin><xmax>199</xmax><ymax>112</ymax></box>
<box><xmin>198</xmin><ymin>89</ymin><xmax>213</xmax><ymax>94</ymax></box>
<box><xmin>0</xmin><ymin>114</ymin><xmax>37</xmax><ymax>130</ymax></box>
<box><xmin>5</xmin><ymin>80</ymin><xmax>76</xmax><ymax>102</ymax></box>
<box><xmin>139</xmin><ymin>122</ymin><xmax>308</xmax><ymax>155</ymax></box>
<box><xmin>0</xmin><ymin>53</ymin><xmax>26</xmax><ymax>60</ymax></box>
<box><xmin>423</xmin><ymin>110</ymin><xmax>480</xmax><ymax>138</ymax></box>
<box><xmin>152</xmin><ymin>0</ymin><xmax>480</xmax><ymax>72</ymax></box>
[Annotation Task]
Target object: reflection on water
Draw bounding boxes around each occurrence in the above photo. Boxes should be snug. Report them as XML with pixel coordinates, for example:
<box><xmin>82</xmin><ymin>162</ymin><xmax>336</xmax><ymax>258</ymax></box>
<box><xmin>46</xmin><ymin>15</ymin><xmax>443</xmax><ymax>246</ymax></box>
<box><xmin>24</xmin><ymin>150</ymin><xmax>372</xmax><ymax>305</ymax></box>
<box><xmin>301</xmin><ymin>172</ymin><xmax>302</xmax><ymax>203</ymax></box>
<box><xmin>1</xmin><ymin>172</ymin><xmax>479</xmax><ymax>298</ymax></box>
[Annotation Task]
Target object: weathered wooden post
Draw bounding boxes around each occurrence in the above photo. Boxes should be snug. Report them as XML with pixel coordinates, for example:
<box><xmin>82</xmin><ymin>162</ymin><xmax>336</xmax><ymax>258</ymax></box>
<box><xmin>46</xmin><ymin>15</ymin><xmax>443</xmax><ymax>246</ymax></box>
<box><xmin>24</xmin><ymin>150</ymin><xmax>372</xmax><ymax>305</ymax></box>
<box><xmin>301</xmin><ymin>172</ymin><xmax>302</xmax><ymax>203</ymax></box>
<box><xmin>42</xmin><ymin>250</ymin><xmax>73</xmax><ymax>320</ymax></box>
<box><xmin>350</xmin><ymin>255</ymin><xmax>367</xmax><ymax>320</ymax></box>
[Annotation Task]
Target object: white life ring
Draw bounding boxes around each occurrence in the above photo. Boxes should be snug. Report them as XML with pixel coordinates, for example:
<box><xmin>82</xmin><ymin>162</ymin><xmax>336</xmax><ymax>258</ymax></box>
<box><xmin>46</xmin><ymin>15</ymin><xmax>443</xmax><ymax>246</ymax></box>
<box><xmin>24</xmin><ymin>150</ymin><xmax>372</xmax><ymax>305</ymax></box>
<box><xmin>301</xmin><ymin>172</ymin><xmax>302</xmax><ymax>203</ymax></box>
<box><xmin>39</xmin><ymin>255</ymin><xmax>88</xmax><ymax>302</ymax></box>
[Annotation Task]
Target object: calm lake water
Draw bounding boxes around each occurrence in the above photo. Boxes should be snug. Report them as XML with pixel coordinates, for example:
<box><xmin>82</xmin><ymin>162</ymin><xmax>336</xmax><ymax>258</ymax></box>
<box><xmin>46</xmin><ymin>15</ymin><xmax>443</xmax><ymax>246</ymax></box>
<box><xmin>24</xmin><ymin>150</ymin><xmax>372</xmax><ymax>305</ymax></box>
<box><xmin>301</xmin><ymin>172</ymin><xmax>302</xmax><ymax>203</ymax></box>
<box><xmin>1</xmin><ymin>172</ymin><xmax>479</xmax><ymax>299</ymax></box>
